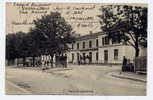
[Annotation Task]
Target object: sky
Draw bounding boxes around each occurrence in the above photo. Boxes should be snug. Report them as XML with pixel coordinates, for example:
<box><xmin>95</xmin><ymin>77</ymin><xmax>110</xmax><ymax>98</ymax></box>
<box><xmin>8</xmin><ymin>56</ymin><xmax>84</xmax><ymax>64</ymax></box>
<box><xmin>6</xmin><ymin>2</ymin><xmax>147</xmax><ymax>35</ymax></box>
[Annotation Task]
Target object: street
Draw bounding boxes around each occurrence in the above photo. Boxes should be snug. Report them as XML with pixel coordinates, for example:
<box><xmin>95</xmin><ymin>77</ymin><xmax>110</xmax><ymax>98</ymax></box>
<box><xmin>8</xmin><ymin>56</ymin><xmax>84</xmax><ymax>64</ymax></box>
<box><xmin>5</xmin><ymin>65</ymin><xmax>146</xmax><ymax>95</ymax></box>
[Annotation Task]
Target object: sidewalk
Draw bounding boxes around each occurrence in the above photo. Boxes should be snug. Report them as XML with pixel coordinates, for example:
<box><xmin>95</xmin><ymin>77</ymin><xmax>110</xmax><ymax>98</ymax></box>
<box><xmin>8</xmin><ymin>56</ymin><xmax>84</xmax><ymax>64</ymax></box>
<box><xmin>110</xmin><ymin>71</ymin><xmax>147</xmax><ymax>83</ymax></box>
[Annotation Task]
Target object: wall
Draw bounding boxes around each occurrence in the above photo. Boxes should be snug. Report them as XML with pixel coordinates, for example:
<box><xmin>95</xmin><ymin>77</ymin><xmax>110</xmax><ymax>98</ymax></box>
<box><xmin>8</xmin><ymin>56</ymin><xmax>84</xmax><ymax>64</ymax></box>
<box><xmin>67</xmin><ymin>33</ymin><xmax>136</xmax><ymax>65</ymax></box>
<box><xmin>98</xmin><ymin>45</ymin><xmax>126</xmax><ymax>64</ymax></box>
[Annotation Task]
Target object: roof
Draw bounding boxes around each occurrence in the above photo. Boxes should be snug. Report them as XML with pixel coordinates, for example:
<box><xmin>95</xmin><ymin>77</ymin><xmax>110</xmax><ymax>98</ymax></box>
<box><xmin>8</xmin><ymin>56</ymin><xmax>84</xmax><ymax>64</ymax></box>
<box><xmin>76</xmin><ymin>32</ymin><xmax>103</xmax><ymax>41</ymax></box>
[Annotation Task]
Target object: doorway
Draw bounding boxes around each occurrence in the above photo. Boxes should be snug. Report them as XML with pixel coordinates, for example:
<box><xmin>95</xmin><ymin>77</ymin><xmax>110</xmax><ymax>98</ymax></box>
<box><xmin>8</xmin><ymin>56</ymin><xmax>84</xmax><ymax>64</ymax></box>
<box><xmin>104</xmin><ymin>50</ymin><xmax>108</xmax><ymax>63</ymax></box>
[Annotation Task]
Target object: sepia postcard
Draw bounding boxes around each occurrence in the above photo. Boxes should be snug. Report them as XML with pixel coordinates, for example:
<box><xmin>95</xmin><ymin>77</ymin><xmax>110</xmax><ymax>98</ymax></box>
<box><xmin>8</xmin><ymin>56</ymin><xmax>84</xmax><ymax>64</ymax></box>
<box><xmin>5</xmin><ymin>2</ymin><xmax>147</xmax><ymax>96</ymax></box>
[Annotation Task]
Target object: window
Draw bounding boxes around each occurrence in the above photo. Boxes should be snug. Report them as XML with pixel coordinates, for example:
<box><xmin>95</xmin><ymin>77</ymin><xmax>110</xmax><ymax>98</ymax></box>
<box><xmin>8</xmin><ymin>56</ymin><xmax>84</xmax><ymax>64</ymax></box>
<box><xmin>83</xmin><ymin>42</ymin><xmax>85</xmax><ymax>49</ymax></box>
<box><xmin>77</xmin><ymin>43</ymin><xmax>79</xmax><ymax>49</ymax></box>
<box><xmin>89</xmin><ymin>40</ymin><xmax>92</xmax><ymax>48</ymax></box>
<box><xmin>102</xmin><ymin>37</ymin><xmax>109</xmax><ymax>45</ymax></box>
<box><xmin>114</xmin><ymin>49</ymin><xmax>119</xmax><ymax>60</ymax></box>
<box><xmin>102</xmin><ymin>37</ymin><xmax>105</xmax><ymax>46</ymax></box>
<box><xmin>96</xmin><ymin>39</ymin><xmax>98</xmax><ymax>47</ymax></box>
<box><xmin>96</xmin><ymin>52</ymin><xmax>98</xmax><ymax>61</ymax></box>
<box><xmin>105</xmin><ymin>37</ymin><xmax>109</xmax><ymax>45</ymax></box>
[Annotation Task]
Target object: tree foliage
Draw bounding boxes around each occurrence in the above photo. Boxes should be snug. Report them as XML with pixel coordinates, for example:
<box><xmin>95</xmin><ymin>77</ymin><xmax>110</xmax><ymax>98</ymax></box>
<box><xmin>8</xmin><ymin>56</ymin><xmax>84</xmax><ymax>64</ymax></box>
<box><xmin>31</xmin><ymin>12</ymin><xmax>75</xmax><ymax>56</ymax></box>
<box><xmin>6</xmin><ymin>32</ymin><xmax>28</xmax><ymax>60</ymax></box>
<box><xmin>6</xmin><ymin>11</ymin><xmax>76</xmax><ymax>67</ymax></box>
<box><xmin>99</xmin><ymin>5</ymin><xmax>147</xmax><ymax>57</ymax></box>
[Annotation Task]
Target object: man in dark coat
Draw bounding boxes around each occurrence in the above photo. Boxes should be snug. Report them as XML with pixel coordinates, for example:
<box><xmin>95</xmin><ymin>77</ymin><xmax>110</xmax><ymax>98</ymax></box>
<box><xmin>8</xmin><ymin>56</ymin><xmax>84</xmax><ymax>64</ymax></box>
<box><xmin>122</xmin><ymin>56</ymin><xmax>127</xmax><ymax>72</ymax></box>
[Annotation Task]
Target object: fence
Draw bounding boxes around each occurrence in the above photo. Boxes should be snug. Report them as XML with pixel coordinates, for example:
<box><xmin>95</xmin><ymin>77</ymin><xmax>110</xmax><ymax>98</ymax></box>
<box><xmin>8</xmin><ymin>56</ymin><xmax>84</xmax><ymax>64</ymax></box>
<box><xmin>134</xmin><ymin>56</ymin><xmax>147</xmax><ymax>72</ymax></box>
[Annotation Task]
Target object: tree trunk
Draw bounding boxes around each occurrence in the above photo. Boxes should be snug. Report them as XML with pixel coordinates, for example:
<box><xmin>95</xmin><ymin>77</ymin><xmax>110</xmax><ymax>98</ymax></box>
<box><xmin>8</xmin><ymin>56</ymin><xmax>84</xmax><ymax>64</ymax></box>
<box><xmin>135</xmin><ymin>48</ymin><xmax>140</xmax><ymax>57</ymax></box>
<box><xmin>50</xmin><ymin>55</ymin><xmax>54</xmax><ymax>68</ymax></box>
<box><xmin>17</xmin><ymin>58</ymin><xmax>19</xmax><ymax>66</ymax></box>
<box><xmin>23</xmin><ymin>57</ymin><xmax>26</xmax><ymax>67</ymax></box>
<box><xmin>135</xmin><ymin>37</ymin><xmax>140</xmax><ymax>57</ymax></box>
<box><xmin>32</xmin><ymin>56</ymin><xmax>35</xmax><ymax>67</ymax></box>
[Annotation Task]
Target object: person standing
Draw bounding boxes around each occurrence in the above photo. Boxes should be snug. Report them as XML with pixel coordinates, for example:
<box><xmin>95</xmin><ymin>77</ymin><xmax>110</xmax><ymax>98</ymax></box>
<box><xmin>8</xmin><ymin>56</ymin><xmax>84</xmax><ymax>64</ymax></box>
<box><xmin>122</xmin><ymin>56</ymin><xmax>127</xmax><ymax>72</ymax></box>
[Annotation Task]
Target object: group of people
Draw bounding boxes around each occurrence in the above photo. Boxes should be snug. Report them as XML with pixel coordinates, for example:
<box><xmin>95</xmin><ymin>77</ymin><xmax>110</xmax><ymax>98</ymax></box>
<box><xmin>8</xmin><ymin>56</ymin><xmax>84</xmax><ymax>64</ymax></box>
<box><xmin>41</xmin><ymin>55</ymin><xmax>68</xmax><ymax>70</ymax></box>
<box><xmin>41</xmin><ymin>60</ymin><xmax>52</xmax><ymax>70</ymax></box>
<box><xmin>78</xmin><ymin>55</ymin><xmax>92</xmax><ymax>65</ymax></box>
<box><xmin>40</xmin><ymin>55</ymin><xmax>133</xmax><ymax>71</ymax></box>
<box><xmin>122</xmin><ymin>56</ymin><xmax>134</xmax><ymax>72</ymax></box>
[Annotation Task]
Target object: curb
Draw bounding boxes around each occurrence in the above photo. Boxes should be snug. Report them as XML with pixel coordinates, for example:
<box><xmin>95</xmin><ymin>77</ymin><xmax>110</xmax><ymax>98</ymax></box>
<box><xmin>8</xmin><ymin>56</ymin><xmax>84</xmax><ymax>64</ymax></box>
<box><xmin>111</xmin><ymin>74</ymin><xmax>147</xmax><ymax>83</ymax></box>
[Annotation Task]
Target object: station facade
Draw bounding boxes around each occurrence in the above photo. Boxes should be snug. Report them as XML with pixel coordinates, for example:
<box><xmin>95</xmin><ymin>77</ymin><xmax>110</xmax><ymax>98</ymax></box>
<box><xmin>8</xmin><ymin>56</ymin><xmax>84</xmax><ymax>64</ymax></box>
<box><xmin>67</xmin><ymin>32</ymin><xmax>136</xmax><ymax>65</ymax></box>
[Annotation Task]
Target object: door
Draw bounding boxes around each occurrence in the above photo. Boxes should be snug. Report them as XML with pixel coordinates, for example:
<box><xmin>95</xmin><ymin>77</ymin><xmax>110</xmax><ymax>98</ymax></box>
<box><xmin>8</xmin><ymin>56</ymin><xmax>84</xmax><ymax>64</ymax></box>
<box><xmin>89</xmin><ymin>52</ymin><xmax>92</xmax><ymax>63</ymax></box>
<box><xmin>77</xmin><ymin>53</ymin><xmax>80</xmax><ymax>64</ymax></box>
<box><xmin>104</xmin><ymin>50</ymin><xmax>108</xmax><ymax>63</ymax></box>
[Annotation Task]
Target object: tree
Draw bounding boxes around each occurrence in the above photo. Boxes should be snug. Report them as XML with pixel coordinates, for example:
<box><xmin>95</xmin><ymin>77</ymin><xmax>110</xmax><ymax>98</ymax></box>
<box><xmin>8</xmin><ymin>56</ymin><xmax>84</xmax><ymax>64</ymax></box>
<box><xmin>99</xmin><ymin>5</ymin><xmax>147</xmax><ymax>57</ymax></box>
<box><xmin>6</xmin><ymin>32</ymin><xmax>29</xmax><ymax>66</ymax></box>
<box><xmin>31</xmin><ymin>12</ymin><xmax>75</xmax><ymax>67</ymax></box>
<box><xmin>25</xmin><ymin>29</ymin><xmax>40</xmax><ymax>67</ymax></box>
<box><xmin>6</xmin><ymin>34</ymin><xmax>17</xmax><ymax>64</ymax></box>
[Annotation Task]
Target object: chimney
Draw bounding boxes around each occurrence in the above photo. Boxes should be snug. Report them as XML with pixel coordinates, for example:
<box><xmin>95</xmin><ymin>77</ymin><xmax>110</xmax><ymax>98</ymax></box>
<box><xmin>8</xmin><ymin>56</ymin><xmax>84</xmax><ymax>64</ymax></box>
<box><xmin>89</xmin><ymin>31</ymin><xmax>93</xmax><ymax>35</ymax></box>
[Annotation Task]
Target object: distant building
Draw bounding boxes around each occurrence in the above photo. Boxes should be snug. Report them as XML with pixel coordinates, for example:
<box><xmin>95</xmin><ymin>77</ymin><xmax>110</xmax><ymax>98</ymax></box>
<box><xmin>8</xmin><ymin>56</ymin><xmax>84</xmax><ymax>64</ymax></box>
<box><xmin>67</xmin><ymin>31</ymin><xmax>136</xmax><ymax>65</ymax></box>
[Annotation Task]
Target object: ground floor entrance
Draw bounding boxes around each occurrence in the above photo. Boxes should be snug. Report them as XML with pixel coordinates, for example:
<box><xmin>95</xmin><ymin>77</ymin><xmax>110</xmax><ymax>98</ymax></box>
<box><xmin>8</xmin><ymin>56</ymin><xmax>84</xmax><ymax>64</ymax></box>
<box><xmin>104</xmin><ymin>50</ymin><xmax>108</xmax><ymax>63</ymax></box>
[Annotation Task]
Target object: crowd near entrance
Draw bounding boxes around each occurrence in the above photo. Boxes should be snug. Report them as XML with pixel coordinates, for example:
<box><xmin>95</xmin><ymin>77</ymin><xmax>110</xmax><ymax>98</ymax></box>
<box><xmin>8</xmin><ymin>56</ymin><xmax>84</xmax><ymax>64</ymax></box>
<box><xmin>77</xmin><ymin>53</ymin><xmax>92</xmax><ymax>65</ymax></box>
